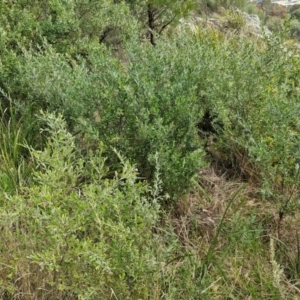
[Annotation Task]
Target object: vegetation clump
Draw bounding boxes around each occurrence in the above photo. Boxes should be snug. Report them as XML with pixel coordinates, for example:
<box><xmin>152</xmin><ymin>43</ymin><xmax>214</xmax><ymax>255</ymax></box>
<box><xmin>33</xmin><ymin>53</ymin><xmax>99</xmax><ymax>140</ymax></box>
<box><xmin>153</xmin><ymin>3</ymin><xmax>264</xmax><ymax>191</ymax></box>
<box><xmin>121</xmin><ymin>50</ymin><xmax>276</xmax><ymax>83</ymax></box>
<box><xmin>1</xmin><ymin>0</ymin><xmax>300</xmax><ymax>299</ymax></box>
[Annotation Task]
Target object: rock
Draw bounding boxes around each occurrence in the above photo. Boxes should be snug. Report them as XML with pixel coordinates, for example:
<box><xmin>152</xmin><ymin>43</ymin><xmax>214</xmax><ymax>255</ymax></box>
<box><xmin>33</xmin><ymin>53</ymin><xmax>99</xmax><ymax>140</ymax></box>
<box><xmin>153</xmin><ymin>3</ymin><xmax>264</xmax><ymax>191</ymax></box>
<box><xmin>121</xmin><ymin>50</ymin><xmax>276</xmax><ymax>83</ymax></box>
<box><xmin>180</xmin><ymin>11</ymin><xmax>271</xmax><ymax>38</ymax></box>
<box><xmin>242</xmin><ymin>12</ymin><xmax>271</xmax><ymax>37</ymax></box>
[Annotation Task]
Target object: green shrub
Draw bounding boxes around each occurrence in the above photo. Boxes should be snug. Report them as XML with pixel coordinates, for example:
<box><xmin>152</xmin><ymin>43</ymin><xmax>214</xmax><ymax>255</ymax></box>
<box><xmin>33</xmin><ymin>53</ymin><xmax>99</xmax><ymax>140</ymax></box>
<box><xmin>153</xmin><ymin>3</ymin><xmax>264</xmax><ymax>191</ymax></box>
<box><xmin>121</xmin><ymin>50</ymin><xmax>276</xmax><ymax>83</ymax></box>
<box><xmin>194</xmin><ymin>29</ymin><xmax>300</xmax><ymax>208</ymax></box>
<box><xmin>291</xmin><ymin>8</ymin><xmax>300</xmax><ymax>21</ymax></box>
<box><xmin>93</xmin><ymin>39</ymin><xmax>207</xmax><ymax>199</ymax></box>
<box><xmin>4</xmin><ymin>7</ymin><xmax>300</xmax><ymax>208</ymax></box>
<box><xmin>8</xmin><ymin>36</ymin><xmax>207</xmax><ymax>202</ymax></box>
<box><xmin>3</xmin><ymin>2</ymin><xmax>300</xmax><ymax>298</ymax></box>
<box><xmin>289</xmin><ymin>4</ymin><xmax>300</xmax><ymax>14</ymax></box>
<box><xmin>224</xmin><ymin>9</ymin><xmax>246</xmax><ymax>30</ymax></box>
<box><xmin>266</xmin><ymin>16</ymin><xmax>284</xmax><ymax>33</ymax></box>
<box><xmin>244</xmin><ymin>3</ymin><xmax>262</xmax><ymax>15</ymax></box>
<box><xmin>290</xmin><ymin>19</ymin><xmax>300</xmax><ymax>39</ymax></box>
<box><xmin>0</xmin><ymin>112</ymin><xmax>182</xmax><ymax>299</ymax></box>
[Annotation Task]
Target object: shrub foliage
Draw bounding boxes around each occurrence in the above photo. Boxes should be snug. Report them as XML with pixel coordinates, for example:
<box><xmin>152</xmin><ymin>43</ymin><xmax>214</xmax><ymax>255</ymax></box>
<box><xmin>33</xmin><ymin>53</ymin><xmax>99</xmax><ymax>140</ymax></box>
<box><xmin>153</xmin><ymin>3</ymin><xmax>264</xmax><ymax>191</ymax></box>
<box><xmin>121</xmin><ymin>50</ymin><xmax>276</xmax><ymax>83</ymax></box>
<box><xmin>1</xmin><ymin>0</ymin><xmax>300</xmax><ymax>298</ymax></box>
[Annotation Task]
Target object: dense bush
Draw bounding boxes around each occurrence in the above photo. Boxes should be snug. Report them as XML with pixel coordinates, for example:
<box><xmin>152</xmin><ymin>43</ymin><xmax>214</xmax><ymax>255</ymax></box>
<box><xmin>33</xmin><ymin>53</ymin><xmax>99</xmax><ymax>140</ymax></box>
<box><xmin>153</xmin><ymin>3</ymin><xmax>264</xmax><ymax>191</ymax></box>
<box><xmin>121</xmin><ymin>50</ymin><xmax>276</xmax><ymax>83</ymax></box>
<box><xmin>2</xmin><ymin>1</ymin><xmax>300</xmax><ymax>297</ymax></box>
<box><xmin>193</xmin><ymin>29</ymin><xmax>300</xmax><ymax>210</ymax></box>
<box><xmin>2</xmin><ymin>27</ymin><xmax>215</xmax><ymax>200</ymax></box>
<box><xmin>0</xmin><ymin>112</ymin><xmax>186</xmax><ymax>299</ymax></box>
<box><xmin>4</xmin><ymin>15</ymin><xmax>300</xmax><ymax>205</ymax></box>
<box><xmin>266</xmin><ymin>16</ymin><xmax>284</xmax><ymax>33</ymax></box>
<box><xmin>291</xmin><ymin>8</ymin><xmax>300</xmax><ymax>21</ymax></box>
<box><xmin>289</xmin><ymin>4</ymin><xmax>300</xmax><ymax>14</ymax></box>
<box><xmin>290</xmin><ymin>19</ymin><xmax>300</xmax><ymax>39</ymax></box>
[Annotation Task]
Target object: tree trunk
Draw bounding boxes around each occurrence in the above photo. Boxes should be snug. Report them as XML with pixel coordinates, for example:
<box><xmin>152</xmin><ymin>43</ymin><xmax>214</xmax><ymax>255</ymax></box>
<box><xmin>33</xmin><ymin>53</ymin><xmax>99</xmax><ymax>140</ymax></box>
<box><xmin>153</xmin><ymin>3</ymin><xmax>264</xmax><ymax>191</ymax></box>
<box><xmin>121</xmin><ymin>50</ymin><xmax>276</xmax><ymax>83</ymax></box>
<box><xmin>147</xmin><ymin>4</ymin><xmax>156</xmax><ymax>46</ymax></box>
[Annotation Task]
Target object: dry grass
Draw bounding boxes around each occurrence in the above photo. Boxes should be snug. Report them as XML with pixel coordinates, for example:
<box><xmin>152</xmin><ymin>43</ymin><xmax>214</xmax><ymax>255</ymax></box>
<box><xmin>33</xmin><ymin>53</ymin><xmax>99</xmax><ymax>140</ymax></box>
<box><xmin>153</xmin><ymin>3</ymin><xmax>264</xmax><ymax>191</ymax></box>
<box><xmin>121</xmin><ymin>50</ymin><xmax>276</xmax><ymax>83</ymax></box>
<box><xmin>170</xmin><ymin>164</ymin><xmax>300</xmax><ymax>298</ymax></box>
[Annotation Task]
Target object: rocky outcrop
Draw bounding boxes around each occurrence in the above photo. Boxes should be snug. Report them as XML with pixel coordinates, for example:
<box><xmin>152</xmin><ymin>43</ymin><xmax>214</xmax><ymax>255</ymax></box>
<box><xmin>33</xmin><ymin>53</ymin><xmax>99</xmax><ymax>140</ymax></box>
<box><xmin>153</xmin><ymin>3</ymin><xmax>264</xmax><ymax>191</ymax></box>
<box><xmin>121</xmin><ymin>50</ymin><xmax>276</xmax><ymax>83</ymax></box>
<box><xmin>243</xmin><ymin>12</ymin><xmax>271</xmax><ymax>37</ymax></box>
<box><xmin>180</xmin><ymin>11</ymin><xmax>271</xmax><ymax>38</ymax></box>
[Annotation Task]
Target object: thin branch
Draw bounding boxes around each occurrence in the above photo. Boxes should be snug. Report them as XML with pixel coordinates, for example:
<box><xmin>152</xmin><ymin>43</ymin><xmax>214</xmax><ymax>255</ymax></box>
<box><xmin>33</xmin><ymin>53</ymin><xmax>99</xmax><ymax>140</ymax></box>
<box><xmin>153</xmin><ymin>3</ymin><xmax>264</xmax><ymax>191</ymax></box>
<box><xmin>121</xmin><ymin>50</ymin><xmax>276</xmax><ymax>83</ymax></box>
<box><xmin>153</xmin><ymin>7</ymin><xmax>167</xmax><ymax>22</ymax></box>
<box><xmin>159</xmin><ymin>15</ymin><xmax>176</xmax><ymax>35</ymax></box>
